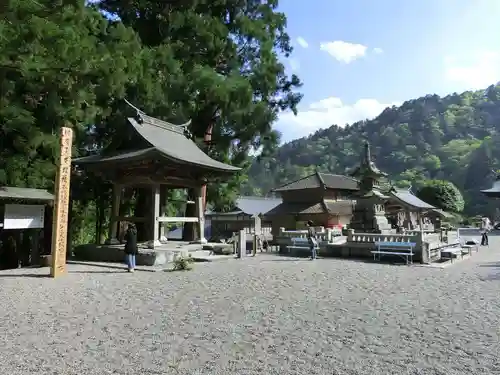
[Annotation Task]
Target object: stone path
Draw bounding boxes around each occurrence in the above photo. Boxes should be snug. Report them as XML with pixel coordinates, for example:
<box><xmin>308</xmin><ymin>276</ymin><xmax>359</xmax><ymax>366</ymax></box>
<box><xmin>1</xmin><ymin>242</ymin><xmax>500</xmax><ymax>374</ymax></box>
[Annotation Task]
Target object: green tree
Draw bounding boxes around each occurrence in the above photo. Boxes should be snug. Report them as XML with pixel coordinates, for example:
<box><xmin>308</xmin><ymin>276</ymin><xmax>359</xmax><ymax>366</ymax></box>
<box><xmin>97</xmin><ymin>0</ymin><xmax>303</xmax><ymax>202</ymax></box>
<box><xmin>416</xmin><ymin>180</ymin><xmax>465</xmax><ymax>213</ymax></box>
<box><xmin>0</xmin><ymin>0</ymin><xmax>145</xmax><ymax>243</ymax></box>
<box><xmin>98</xmin><ymin>0</ymin><xmax>303</xmax><ymax>237</ymax></box>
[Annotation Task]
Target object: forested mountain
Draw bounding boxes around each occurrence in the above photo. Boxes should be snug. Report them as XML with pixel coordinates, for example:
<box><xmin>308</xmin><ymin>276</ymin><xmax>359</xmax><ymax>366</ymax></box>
<box><xmin>244</xmin><ymin>85</ymin><xmax>500</xmax><ymax>216</ymax></box>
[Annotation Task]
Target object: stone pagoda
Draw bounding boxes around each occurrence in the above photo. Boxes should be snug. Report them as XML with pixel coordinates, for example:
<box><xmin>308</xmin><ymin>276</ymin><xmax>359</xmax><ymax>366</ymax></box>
<box><xmin>348</xmin><ymin>142</ymin><xmax>392</xmax><ymax>233</ymax></box>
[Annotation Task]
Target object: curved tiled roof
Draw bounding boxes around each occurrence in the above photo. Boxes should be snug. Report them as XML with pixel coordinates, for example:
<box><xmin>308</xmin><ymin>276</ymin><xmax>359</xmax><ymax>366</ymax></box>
<box><xmin>265</xmin><ymin>199</ymin><xmax>353</xmax><ymax>216</ymax></box>
<box><xmin>128</xmin><ymin>115</ymin><xmax>240</xmax><ymax>172</ymax></box>
<box><xmin>272</xmin><ymin>172</ymin><xmax>359</xmax><ymax>192</ymax></box>
<box><xmin>389</xmin><ymin>189</ymin><xmax>434</xmax><ymax>209</ymax></box>
<box><xmin>206</xmin><ymin>196</ymin><xmax>282</xmax><ymax>217</ymax></box>
<box><xmin>73</xmin><ymin>111</ymin><xmax>240</xmax><ymax>174</ymax></box>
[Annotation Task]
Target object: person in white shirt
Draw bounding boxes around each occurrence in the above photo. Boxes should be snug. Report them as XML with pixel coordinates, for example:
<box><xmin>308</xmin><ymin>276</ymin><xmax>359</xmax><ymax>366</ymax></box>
<box><xmin>480</xmin><ymin>217</ymin><xmax>492</xmax><ymax>246</ymax></box>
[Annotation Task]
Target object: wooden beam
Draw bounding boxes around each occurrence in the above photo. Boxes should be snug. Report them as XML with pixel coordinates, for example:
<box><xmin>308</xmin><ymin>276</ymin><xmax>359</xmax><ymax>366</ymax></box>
<box><xmin>114</xmin><ymin>176</ymin><xmax>203</xmax><ymax>188</ymax></box>
<box><xmin>157</xmin><ymin>217</ymin><xmax>199</xmax><ymax>223</ymax></box>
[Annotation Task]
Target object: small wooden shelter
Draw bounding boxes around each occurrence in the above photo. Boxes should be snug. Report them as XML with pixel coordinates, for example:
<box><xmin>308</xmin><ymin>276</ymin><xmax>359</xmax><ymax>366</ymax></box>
<box><xmin>72</xmin><ymin>105</ymin><xmax>240</xmax><ymax>247</ymax></box>
<box><xmin>206</xmin><ymin>196</ymin><xmax>281</xmax><ymax>239</ymax></box>
<box><xmin>385</xmin><ymin>188</ymin><xmax>436</xmax><ymax>231</ymax></box>
<box><xmin>0</xmin><ymin>187</ymin><xmax>54</xmax><ymax>268</ymax></box>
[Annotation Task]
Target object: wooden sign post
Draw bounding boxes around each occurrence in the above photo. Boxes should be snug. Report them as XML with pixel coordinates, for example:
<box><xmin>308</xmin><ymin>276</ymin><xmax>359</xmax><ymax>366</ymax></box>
<box><xmin>50</xmin><ymin>127</ymin><xmax>73</xmax><ymax>278</ymax></box>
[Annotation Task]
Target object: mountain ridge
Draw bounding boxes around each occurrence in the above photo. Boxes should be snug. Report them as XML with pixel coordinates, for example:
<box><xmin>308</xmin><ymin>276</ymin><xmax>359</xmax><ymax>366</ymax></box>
<box><xmin>243</xmin><ymin>83</ymin><xmax>500</xmax><ymax>216</ymax></box>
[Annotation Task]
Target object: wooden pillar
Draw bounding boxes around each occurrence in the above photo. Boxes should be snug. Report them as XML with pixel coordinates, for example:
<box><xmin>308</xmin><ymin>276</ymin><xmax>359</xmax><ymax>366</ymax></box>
<box><xmin>195</xmin><ymin>186</ymin><xmax>207</xmax><ymax>244</ymax></box>
<box><xmin>31</xmin><ymin>229</ymin><xmax>40</xmax><ymax>266</ymax></box>
<box><xmin>149</xmin><ymin>184</ymin><xmax>161</xmax><ymax>248</ymax></box>
<box><xmin>418</xmin><ymin>210</ymin><xmax>424</xmax><ymax>233</ymax></box>
<box><xmin>106</xmin><ymin>184</ymin><xmax>121</xmax><ymax>244</ymax></box>
<box><xmin>159</xmin><ymin>185</ymin><xmax>168</xmax><ymax>243</ymax></box>
<box><xmin>50</xmin><ymin>126</ymin><xmax>72</xmax><ymax>278</ymax></box>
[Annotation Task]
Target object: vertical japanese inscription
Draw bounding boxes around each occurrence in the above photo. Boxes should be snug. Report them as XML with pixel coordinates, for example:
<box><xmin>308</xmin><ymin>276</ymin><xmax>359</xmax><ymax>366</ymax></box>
<box><xmin>50</xmin><ymin>127</ymin><xmax>73</xmax><ymax>278</ymax></box>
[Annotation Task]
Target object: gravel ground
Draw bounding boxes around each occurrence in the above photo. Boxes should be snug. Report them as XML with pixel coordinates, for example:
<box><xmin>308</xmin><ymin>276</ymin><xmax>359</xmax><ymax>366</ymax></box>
<box><xmin>1</xmin><ymin>241</ymin><xmax>500</xmax><ymax>374</ymax></box>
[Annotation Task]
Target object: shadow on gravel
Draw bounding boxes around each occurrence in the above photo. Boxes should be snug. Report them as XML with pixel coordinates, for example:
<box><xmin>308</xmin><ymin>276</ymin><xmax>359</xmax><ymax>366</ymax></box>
<box><xmin>478</xmin><ymin>262</ymin><xmax>500</xmax><ymax>281</ymax></box>
<box><xmin>262</xmin><ymin>255</ymin><xmax>408</xmax><ymax>266</ymax></box>
<box><xmin>0</xmin><ymin>273</ymin><xmax>50</xmax><ymax>278</ymax></box>
<box><xmin>478</xmin><ymin>262</ymin><xmax>500</xmax><ymax>268</ymax></box>
<box><xmin>260</xmin><ymin>258</ymin><xmax>311</xmax><ymax>262</ymax></box>
<box><xmin>68</xmin><ymin>270</ymin><xmax>126</xmax><ymax>274</ymax></box>
<box><xmin>0</xmin><ymin>270</ymin><xmax>126</xmax><ymax>278</ymax></box>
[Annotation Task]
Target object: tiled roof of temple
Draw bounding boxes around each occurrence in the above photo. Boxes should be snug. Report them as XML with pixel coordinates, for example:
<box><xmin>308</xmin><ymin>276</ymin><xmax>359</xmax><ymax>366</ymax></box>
<box><xmin>390</xmin><ymin>188</ymin><xmax>434</xmax><ymax>209</ymax></box>
<box><xmin>73</xmin><ymin>105</ymin><xmax>240</xmax><ymax>173</ymax></box>
<box><xmin>272</xmin><ymin>171</ymin><xmax>359</xmax><ymax>192</ymax></box>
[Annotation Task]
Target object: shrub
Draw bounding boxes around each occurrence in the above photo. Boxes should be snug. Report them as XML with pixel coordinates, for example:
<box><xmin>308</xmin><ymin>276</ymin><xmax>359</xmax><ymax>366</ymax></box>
<box><xmin>172</xmin><ymin>255</ymin><xmax>194</xmax><ymax>271</ymax></box>
<box><xmin>416</xmin><ymin>180</ymin><xmax>465</xmax><ymax>213</ymax></box>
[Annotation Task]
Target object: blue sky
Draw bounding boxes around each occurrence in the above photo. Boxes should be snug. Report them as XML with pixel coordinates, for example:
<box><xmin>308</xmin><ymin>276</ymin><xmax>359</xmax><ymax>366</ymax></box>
<box><xmin>276</xmin><ymin>0</ymin><xmax>500</xmax><ymax>141</ymax></box>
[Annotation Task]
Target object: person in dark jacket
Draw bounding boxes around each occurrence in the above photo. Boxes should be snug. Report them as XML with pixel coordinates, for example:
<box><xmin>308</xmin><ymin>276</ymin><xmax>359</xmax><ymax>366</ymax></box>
<box><xmin>306</xmin><ymin>220</ymin><xmax>318</xmax><ymax>260</ymax></box>
<box><xmin>124</xmin><ymin>223</ymin><xmax>138</xmax><ymax>272</ymax></box>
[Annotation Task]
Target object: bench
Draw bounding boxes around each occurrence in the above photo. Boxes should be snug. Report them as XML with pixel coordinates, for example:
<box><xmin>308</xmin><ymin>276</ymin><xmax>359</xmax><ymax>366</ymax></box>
<box><xmin>440</xmin><ymin>243</ymin><xmax>463</xmax><ymax>263</ymax></box>
<box><xmin>459</xmin><ymin>238</ymin><xmax>479</xmax><ymax>254</ymax></box>
<box><xmin>441</xmin><ymin>239</ymin><xmax>477</xmax><ymax>263</ymax></box>
<box><xmin>372</xmin><ymin>241</ymin><xmax>416</xmax><ymax>265</ymax></box>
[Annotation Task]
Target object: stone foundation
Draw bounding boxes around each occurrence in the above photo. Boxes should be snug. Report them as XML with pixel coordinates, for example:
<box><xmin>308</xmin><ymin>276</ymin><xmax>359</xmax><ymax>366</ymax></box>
<box><xmin>73</xmin><ymin>243</ymin><xmax>192</xmax><ymax>266</ymax></box>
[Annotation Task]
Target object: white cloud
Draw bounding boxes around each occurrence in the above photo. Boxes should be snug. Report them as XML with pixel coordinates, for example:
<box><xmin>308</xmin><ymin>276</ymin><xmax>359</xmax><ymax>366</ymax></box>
<box><xmin>276</xmin><ymin>97</ymin><xmax>401</xmax><ymax>141</ymax></box>
<box><xmin>320</xmin><ymin>41</ymin><xmax>368</xmax><ymax>63</ymax></box>
<box><xmin>296</xmin><ymin>37</ymin><xmax>309</xmax><ymax>48</ymax></box>
<box><xmin>373</xmin><ymin>47</ymin><xmax>383</xmax><ymax>54</ymax></box>
<box><xmin>444</xmin><ymin>51</ymin><xmax>500</xmax><ymax>89</ymax></box>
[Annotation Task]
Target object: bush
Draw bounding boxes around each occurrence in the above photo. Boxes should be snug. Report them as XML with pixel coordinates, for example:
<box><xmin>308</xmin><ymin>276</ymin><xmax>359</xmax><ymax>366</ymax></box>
<box><xmin>172</xmin><ymin>255</ymin><xmax>194</xmax><ymax>271</ymax></box>
<box><xmin>416</xmin><ymin>180</ymin><xmax>465</xmax><ymax>213</ymax></box>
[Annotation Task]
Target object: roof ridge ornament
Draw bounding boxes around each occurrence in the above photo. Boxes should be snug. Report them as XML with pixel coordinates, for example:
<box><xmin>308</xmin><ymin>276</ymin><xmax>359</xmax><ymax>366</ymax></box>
<box><xmin>124</xmin><ymin>99</ymin><xmax>192</xmax><ymax>134</ymax></box>
<box><xmin>124</xmin><ymin>98</ymin><xmax>145</xmax><ymax>116</ymax></box>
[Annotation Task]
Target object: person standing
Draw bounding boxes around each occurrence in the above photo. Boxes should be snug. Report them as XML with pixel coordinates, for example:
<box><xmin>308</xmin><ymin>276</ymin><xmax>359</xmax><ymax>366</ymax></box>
<box><xmin>124</xmin><ymin>223</ymin><xmax>138</xmax><ymax>272</ymax></box>
<box><xmin>306</xmin><ymin>220</ymin><xmax>318</xmax><ymax>260</ymax></box>
<box><xmin>480</xmin><ymin>217</ymin><xmax>492</xmax><ymax>246</ymax></box>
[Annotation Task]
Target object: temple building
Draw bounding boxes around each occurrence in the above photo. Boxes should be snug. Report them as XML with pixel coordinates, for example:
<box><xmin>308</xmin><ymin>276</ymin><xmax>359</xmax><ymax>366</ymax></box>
<box><xmin>385</xmin><ymin>188</ymin><xmax>436</xmax><ymax>231</ymax></box>
<box><xmin>72</xmin><ymin>104</ymin><xmax>240</xmax><ymax>247</ymax></box>
<box><xmin>264</xmin><ymin>143</ymin><xmax>446</xmax><ymax>234</ymax></box>
<box><xmin>264</xmin><ymin>171</ymin><xmax>358</xmax><ymax>235</ymax></box>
